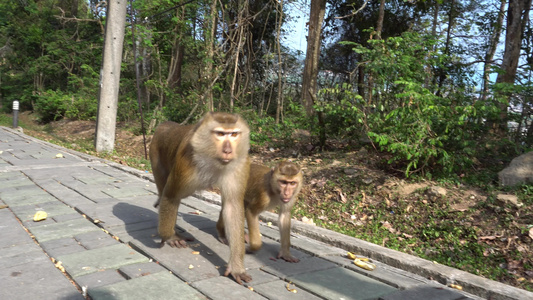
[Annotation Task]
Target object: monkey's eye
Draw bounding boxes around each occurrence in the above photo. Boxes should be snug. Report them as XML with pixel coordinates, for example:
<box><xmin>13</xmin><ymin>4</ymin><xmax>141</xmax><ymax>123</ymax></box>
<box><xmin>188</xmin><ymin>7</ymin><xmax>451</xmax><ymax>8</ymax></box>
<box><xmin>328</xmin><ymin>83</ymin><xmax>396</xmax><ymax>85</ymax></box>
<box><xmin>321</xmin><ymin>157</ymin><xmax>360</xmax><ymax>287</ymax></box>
<box><xmin>289</xmin><ymin>181</ymin><xmax>297</xmax><ymax>186</ymax></box>
<box><xmin>230</xmin><ymin>132</ymin><xmax>239</xmax><ymax>138</ymax></box>
<box><xmin>214</xmin><ymin>131</ymin><xmax>225</xmax><ymax>137</ymax></box>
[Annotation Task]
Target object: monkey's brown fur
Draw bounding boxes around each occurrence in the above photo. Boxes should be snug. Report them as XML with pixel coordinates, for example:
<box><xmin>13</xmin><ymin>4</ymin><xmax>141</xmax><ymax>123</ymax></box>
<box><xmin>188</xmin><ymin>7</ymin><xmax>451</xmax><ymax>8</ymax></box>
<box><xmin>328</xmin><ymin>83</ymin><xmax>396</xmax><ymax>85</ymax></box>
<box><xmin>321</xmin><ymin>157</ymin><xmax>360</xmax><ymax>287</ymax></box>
<box><xmin>150</xmin><ymin>112</ymin><xmax>251</xmax><ymax>284</ymax></box>
<box><xmin>219</xmin><ymin>161</ymin><xmax>302</xmax><ymax>263</ymax></box>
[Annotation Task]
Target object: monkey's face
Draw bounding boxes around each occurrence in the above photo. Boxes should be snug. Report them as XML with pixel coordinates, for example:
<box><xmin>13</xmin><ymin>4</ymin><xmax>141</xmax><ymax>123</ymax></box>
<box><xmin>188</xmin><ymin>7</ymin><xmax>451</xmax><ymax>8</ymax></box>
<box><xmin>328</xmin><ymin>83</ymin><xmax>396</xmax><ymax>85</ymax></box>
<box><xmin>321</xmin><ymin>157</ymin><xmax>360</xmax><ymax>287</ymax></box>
<box><xmin>212</xmin><ymin>127</ymin><xmax>242</xmax><ymax>164</ymax></box>
<box><xmin>277</xmin><ymin>178</ymin><xmax>300</xmax><ymax>203</ymax></box>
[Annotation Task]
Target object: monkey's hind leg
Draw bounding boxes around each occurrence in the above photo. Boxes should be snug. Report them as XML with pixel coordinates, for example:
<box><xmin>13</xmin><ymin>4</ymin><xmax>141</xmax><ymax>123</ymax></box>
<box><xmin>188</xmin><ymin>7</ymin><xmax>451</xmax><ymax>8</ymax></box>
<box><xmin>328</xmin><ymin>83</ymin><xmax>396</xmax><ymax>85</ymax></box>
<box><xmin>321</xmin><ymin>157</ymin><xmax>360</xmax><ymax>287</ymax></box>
<box><xmin>158</xmin><ymin>197</ymin><xmax>192</xmax><ymax>248</ymax></box>
<box><xmin>245</xmin><ymin>210</ymin><xmax>262</xmax><ymax>252</ymax></box>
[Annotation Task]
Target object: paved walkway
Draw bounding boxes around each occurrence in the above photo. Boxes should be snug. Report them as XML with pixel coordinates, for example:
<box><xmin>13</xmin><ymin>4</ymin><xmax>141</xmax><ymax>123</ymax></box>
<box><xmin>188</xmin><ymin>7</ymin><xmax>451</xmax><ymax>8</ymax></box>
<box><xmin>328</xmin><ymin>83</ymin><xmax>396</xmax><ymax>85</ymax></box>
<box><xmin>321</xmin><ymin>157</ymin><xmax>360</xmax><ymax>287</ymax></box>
<box><xmin>0</xmin><ymin>126</ymin><xmax>530</xmax><ymax>300</ymax></box>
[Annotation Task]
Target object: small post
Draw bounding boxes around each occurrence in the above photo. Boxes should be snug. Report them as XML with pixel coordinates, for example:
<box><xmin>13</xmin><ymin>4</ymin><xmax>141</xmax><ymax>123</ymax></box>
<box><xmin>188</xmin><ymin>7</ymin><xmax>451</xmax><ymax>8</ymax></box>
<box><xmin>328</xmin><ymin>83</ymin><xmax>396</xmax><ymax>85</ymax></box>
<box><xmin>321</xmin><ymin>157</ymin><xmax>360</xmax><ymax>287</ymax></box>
<box><xmin>12</xmin><ymin>100</ymin><xmax>19</xmax><ymax>128</ymax></box>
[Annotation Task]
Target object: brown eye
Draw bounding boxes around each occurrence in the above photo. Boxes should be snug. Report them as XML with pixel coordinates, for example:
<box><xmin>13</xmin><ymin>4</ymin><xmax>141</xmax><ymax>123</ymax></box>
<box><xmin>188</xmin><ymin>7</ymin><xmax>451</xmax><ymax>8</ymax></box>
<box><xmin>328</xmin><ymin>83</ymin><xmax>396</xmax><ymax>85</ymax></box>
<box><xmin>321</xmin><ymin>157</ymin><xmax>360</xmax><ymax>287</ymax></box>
<box><xmin>230</xmin><ymin>132</ymin><xmax>239</xmax><ymax>137</ymax></box>
<box><xmin>215</xmin><ymin>131</ymin><xmax>225</xmax><ymax>137</ymax></box>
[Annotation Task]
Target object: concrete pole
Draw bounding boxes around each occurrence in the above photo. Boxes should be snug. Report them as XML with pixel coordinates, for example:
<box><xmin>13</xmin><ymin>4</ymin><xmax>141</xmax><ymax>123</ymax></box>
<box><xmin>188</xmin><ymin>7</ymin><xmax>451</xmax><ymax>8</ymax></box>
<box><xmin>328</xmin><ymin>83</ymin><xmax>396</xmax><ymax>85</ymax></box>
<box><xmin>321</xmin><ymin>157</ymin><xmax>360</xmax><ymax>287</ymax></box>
<box><xmin>95</xmin><ymin>0</ymin><xmax>127</xmax><ymax>153</ymax></box>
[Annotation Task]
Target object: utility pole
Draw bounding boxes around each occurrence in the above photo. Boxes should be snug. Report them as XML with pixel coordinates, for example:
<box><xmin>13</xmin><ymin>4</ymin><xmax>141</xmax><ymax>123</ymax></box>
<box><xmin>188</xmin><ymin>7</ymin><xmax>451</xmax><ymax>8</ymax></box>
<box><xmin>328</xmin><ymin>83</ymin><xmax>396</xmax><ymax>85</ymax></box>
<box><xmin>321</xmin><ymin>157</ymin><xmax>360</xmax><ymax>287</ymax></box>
<box><xmin>95</xmin><ymin>0</ymin><xmax>127</xmax><ymax>153</ymax></box>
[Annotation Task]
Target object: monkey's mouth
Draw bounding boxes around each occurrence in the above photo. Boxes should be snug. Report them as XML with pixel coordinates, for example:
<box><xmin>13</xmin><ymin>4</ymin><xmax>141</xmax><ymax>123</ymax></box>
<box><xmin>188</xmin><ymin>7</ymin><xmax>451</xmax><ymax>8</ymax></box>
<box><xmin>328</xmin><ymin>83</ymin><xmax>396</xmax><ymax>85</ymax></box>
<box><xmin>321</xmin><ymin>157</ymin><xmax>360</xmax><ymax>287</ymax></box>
<box><xmin>219</xmin><ymin>158</ymin><xmax>232</xmax><ymax>164</ymax></box>
<box><xmin>281</xmin><ymin>197</ymin><xmax>291</xmax><ymax>203</ymax></box>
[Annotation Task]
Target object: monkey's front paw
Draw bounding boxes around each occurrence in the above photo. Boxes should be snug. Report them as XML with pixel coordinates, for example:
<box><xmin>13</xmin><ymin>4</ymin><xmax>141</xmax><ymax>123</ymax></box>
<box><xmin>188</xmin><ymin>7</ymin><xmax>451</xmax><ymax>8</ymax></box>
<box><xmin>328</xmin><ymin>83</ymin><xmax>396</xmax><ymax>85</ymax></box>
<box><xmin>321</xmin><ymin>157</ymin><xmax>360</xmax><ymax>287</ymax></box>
<box><xmin>217</xmin><ymin>236</ymin><xmax>229</xmax><ymax>245</ymax></box>
<box><xmin>224</xmin><ymin>267</ymin><xmax>252</xmax><ymax>284</ymax></box>
<box><xmin>161</xmin><ymin>235</ymin><xmax>193</xmax><ymax>248</ymax></box>
<box><xmin>278</xmin><ymin>252</ymin><xmax>300</xmax><ymax>263</ymax></box>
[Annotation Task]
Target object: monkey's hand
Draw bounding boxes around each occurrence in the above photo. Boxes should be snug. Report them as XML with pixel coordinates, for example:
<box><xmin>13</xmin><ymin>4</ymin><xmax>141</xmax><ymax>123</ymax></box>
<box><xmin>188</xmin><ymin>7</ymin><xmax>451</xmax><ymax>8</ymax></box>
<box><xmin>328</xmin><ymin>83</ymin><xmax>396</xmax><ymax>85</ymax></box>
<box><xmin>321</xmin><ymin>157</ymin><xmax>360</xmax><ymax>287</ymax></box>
<box><xmin>161</xmin><ymin>234</ymin><xmax>193</xmax><ymax>248</ymax></box>
<box><xmin>224</xmin><ymin>267</ymin><xmax>252</xmax><ymax>284</ymax></box>
<box><xmin>217</xmin><ymin>236</ymin><xmax>229</xmax><ymax>245</ymax></box>
<box><xmin>277</xmin><ymin>251</ymin><xmax>300</xmax><ymax>263</ymax></box>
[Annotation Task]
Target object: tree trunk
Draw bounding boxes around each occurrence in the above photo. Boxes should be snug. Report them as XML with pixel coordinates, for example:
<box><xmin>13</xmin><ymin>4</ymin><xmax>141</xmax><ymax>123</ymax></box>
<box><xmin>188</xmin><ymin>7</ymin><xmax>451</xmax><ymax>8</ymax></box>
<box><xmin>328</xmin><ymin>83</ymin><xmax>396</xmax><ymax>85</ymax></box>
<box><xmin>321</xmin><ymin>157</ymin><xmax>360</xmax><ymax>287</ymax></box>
<box><xmin>436</xmin><ymin>0</ymin><xmax>455</xmax><ymax>96</ymax></box>
<box><xmin>95</xmin><ymin>0</ymin><xmax>127</xmax><ymax>153</ymax></box>
<box><xmin>481</xmin><ymin>0</ymin><xmax>506</xmax><ymax>103</ymax></box>
<box><xmin>206</xmin><ymin>0</ymin><xmax>217</xmax><ymax>111</ymax></box>
<box><xmin>275</xmin><ymin>0</ymin><xmax>284</xmax><ymax>124</ymax></box>
<box><xmin>167</xmin><ymin>8</ymin><xmax>186</xmax><ymax>92</ymax></box>
<box><xmin>376</xmin><ymin>0</ymin><xmax>385</xmax><ymax>38</ymax></box>
<box><xmin>301</xmin><ymin>0</ymin><xmax>326</xmax><ymax>116</ymax></box>
<box><xmin>495</xmin><ymin>0</ymin><xmax>532</xmax><ymax>131</ymax></box>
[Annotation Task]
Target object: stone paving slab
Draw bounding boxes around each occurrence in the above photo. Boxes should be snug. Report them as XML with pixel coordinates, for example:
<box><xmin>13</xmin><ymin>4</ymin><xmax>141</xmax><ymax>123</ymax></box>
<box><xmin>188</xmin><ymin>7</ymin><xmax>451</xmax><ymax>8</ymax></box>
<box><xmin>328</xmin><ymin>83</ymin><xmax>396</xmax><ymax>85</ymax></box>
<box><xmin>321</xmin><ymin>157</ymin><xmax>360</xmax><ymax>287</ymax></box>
<box><xmin>88</xmin><ymin>271</ymin><xmax>206</xmax><ymax>300</ymax></box>
<box><xmin>29</xmin><ymin>217</ymin><xmax>101</xmax><ymax>243</ymax></box>
<box><xmin>289</xmin><ymin>267</ymin><xmax>398</xmax><ymax>300</ymax></box>
<box><xmin>57</xmin><ymin>243</ymin><xmax>150</xmax><ymax>278</ymax></box>
<box><xmin>74</xmin><ymin>229</ymin><xmax>121</xmax><ymax>249</ymax></box>
<box><xmin>118</xmin><ymin>262</ymin><xmax>167</xmax><ymax>279</ymax></box>
<box><xmin>253</xmin><ymin>279</ymin><xmax>323</xmax><ymax>300</ymax></box>
<box><xmin>0</xmin><ymin>209</ymin><xmax>36</xmax><ymax>249</ymax></box>
<box><xmin>261</xmin><ymin>256</ymin><xmax>337</xmax><ymax>279</ymax></box>
<box><xmin>0</xmin><ymin>254</ymin><xmax>85</xmax><ymax>300</ymax></box>
<box><xmin>10</xmin><ymin>201</ymin><xmax>77</xmax><ymax>222</ymax></box>
<box><xmin>380</xmin><ymin>284</ymin><xmax>473</xmax><ymax>300</ymax></box>
<box><xmin>190</xmin><ymin>275</ymin><xmax>266</xmax><ymax>300</ymax></box>
<box><xmin>76</xmin><ymin>269</ymin><xmax>128</xmax><ymax>289</ymax></box>
<box><xmin>324</xmin><ymin>253</ymin><xmax>429</xmax><ymax>290</ymax></box>
<box><xmin>40</xmin><ymin>237</ymin><xmax>87</xmax><ymax>258</ymax></box>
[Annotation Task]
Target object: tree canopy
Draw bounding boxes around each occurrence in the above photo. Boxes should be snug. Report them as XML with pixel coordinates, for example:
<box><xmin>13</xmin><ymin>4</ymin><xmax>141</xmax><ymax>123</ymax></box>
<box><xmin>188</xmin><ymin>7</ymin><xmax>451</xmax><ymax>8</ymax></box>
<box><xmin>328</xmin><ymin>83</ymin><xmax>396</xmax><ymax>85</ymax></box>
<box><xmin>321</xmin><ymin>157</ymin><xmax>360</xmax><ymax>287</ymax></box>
<box><xmin>0</xmin><ymin>0</ymin><xmax>532</xmax><ymax>177</ymax></box>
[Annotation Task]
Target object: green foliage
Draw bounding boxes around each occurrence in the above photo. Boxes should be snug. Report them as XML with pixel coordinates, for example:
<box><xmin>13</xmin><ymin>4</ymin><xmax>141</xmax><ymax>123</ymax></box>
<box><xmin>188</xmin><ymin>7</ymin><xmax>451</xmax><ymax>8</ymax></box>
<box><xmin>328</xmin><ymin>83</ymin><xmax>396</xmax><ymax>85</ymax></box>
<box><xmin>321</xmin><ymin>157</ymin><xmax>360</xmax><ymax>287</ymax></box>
<box><xmin>34</xmin><ymin>90</ymin><xmax>69</xmax><ymax>123</ymax></box>
<box><xmin>239</xmin><ymin>105</ymin><xmax>309</xmax><ymax>149</ymax></box>
<box><xmin>325</xmin><ymin>32</ymin><xmax>499</xmax><ymax>177</ymax></box>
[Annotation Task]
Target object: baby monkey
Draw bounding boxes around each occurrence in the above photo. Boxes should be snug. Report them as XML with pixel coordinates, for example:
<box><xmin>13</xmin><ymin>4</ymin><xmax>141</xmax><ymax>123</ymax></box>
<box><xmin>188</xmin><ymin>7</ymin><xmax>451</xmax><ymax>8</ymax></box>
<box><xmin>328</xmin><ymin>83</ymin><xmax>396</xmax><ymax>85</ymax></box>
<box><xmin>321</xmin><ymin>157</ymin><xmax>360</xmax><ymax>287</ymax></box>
<box><xmin>219</xmin><ymin>161</ymin><xmax>303</xmax><ymax>262</ymax></box>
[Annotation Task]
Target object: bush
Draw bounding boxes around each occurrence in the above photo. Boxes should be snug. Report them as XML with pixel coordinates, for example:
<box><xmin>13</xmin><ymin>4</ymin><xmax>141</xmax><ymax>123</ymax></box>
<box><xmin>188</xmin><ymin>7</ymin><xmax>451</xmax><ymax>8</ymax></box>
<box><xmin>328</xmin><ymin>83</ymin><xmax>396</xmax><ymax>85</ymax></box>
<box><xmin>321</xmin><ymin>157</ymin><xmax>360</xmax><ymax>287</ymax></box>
<box><xmin>323</xmin><ymin>32</ymin><xmax>496</xmax><ymax>177</ymax></box>
<box><xmin>34</xmin><ymin>90</ymin><xmax>69</xmax><ymax>123</ymax></box>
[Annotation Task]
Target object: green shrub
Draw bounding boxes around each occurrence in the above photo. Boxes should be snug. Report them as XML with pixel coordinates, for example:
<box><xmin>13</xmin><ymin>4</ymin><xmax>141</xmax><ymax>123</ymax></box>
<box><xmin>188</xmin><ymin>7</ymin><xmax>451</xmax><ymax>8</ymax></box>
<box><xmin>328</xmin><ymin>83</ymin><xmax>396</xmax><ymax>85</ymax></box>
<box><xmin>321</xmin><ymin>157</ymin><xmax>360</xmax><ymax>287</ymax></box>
<box><xmin>34</xmin><ymin>90</ymin><xmax>69</xmax><ymax>123</ymax></box>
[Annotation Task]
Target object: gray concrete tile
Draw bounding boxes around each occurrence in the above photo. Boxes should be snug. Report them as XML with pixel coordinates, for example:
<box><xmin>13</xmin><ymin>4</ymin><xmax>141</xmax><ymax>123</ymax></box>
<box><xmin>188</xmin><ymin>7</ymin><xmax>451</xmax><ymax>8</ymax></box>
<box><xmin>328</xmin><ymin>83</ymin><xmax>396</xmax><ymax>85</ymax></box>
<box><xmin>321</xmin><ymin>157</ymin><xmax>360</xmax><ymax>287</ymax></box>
<box><xmin>0</xmin><ymin>254</ymin><xmax>84</xmax><ymax>300</ymax></box>
<box><xmin>253</xmin><ymin>279</ymin><xmax>323</xmax><ymax>300</ymax></box>
<box><xmin>290</xmin><ymin>267</ymin><xmax>398</xmax><ymax>300</ymax></box>
<box><xmin>261</xmin><ymin>256</ymin><xmax>337</xmax><ymax>279</ymax></box>
<box><xmin>57</xmin><ymin>243</ymin><xmax>150</xmax><ymax>278</ymax></box>
<box><xmin>10</xmin><ymin>201</ymin><xmax>77</xmax><ymax>222</ymax></box>
<box><xmin>88</xmin><ymin>271</ymin><xmax>206</xmax><ymax>300</ymax></box>
<box><xmin>76</xmin><ymin>269</ymin><xmax>127</xmax><ymax>289</ymax></box>
<box><xmin>191</xmin><ymin>275</ymin><xmax>266</xmax><ymax>300</ymax></box>
<box><xmin>380</xmin><ymin>284</ymin><xmax>472</xmax><ymax>300</ymax></box>
<box><xmin>29</xmin><ymin>217</ymin><xmax>100</xmax><ymax>243</ymax></box>
<box><xmin>324</xmin><ymin>254</ymin><xmax>429</xmax><ymax>289</ymax></box>
<box><xmin>0</xmin><ymin>209</ymin><xmax>36</xmax><ymax>248</ymax></box>
<box><xmin>74</xmin><ymin>229</ymin><xmax>120</xmax><ymax>249</ymax></box>
<box><xmin>40</xmin><ymin>237</ymin><xmax>87</xmax><ymax>258</ymax></box>
<box><xmin>118</xmin><ymin>262</ymin><xmax>167</xmax><ymax>279</ymax></box>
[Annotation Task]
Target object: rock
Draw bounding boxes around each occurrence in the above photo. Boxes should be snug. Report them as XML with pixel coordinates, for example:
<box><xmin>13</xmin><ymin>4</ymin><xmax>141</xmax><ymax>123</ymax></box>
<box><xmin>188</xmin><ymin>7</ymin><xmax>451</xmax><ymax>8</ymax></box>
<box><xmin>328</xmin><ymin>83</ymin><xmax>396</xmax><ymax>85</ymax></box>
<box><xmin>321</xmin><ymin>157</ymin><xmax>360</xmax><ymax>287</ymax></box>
<box><xmin>362</xmin><ymin>178</ymin><xmax>374</xmax><ymax>184</ymax></box>
<box><xmin>426</xmin><ymin>186</ymin><xmax>447</xmax><ymax>198</ymax></box>
<box><xmin>358</xmin><ymin>147</ymin><xmax>369</xmax><ymax>156</ymax></box>
<box><xmin>497</xmin><ymin>194</ymin><xmax>523</xmax><ymax>208</ymax></box>
<box><xmin>498</xmin><ymin>151</ymin><xmax>533</xmax><ymax>186</ymax></box>
<box><xmin>301</xmin><ymin>216</ymin><xmax>315</xmax><ymax>226</ymax></box>
<box><xmin>344</xmin><ymin>168</ymin><xmax>358</xmax><ymax>175</ymax></box>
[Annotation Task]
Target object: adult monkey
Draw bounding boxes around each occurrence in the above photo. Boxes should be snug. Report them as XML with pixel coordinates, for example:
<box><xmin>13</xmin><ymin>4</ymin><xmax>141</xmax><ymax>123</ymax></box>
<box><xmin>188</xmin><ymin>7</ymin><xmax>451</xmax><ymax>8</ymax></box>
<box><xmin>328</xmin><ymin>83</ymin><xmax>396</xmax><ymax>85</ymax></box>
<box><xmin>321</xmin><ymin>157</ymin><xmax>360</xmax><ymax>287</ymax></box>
<box><xmin>218</xmin><ymin>161</ymin><xmax>303</xmax><ymax>263</ymax></box>
<box><xmin>150</xmin><ymin>112</ymin><xmax>251</xmax><ymax>284</ymax></box>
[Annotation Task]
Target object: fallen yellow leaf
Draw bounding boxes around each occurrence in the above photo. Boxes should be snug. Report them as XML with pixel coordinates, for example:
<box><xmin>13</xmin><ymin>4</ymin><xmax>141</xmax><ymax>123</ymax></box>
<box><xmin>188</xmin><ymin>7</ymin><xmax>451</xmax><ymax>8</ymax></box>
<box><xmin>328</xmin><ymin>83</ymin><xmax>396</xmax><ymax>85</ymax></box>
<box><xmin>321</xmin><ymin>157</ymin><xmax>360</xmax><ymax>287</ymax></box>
<box><xmin>286</xmin><ymin>282</ymin><xmax>297</xmax><ymax>293</ymax></box>
<box><xmin>353</xmin><ymin>258</ymin><xmax>376</xmax><ymax>271</ymax></box>
<box><xmin>449</xmin><ymin>284</ymin><xmax>463</xmax><ymax>290</ymax></box>
<box><xmin>33</xmin><ymin>211</ymin><xmax>48</xmax><ymax>222</ymax></box>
